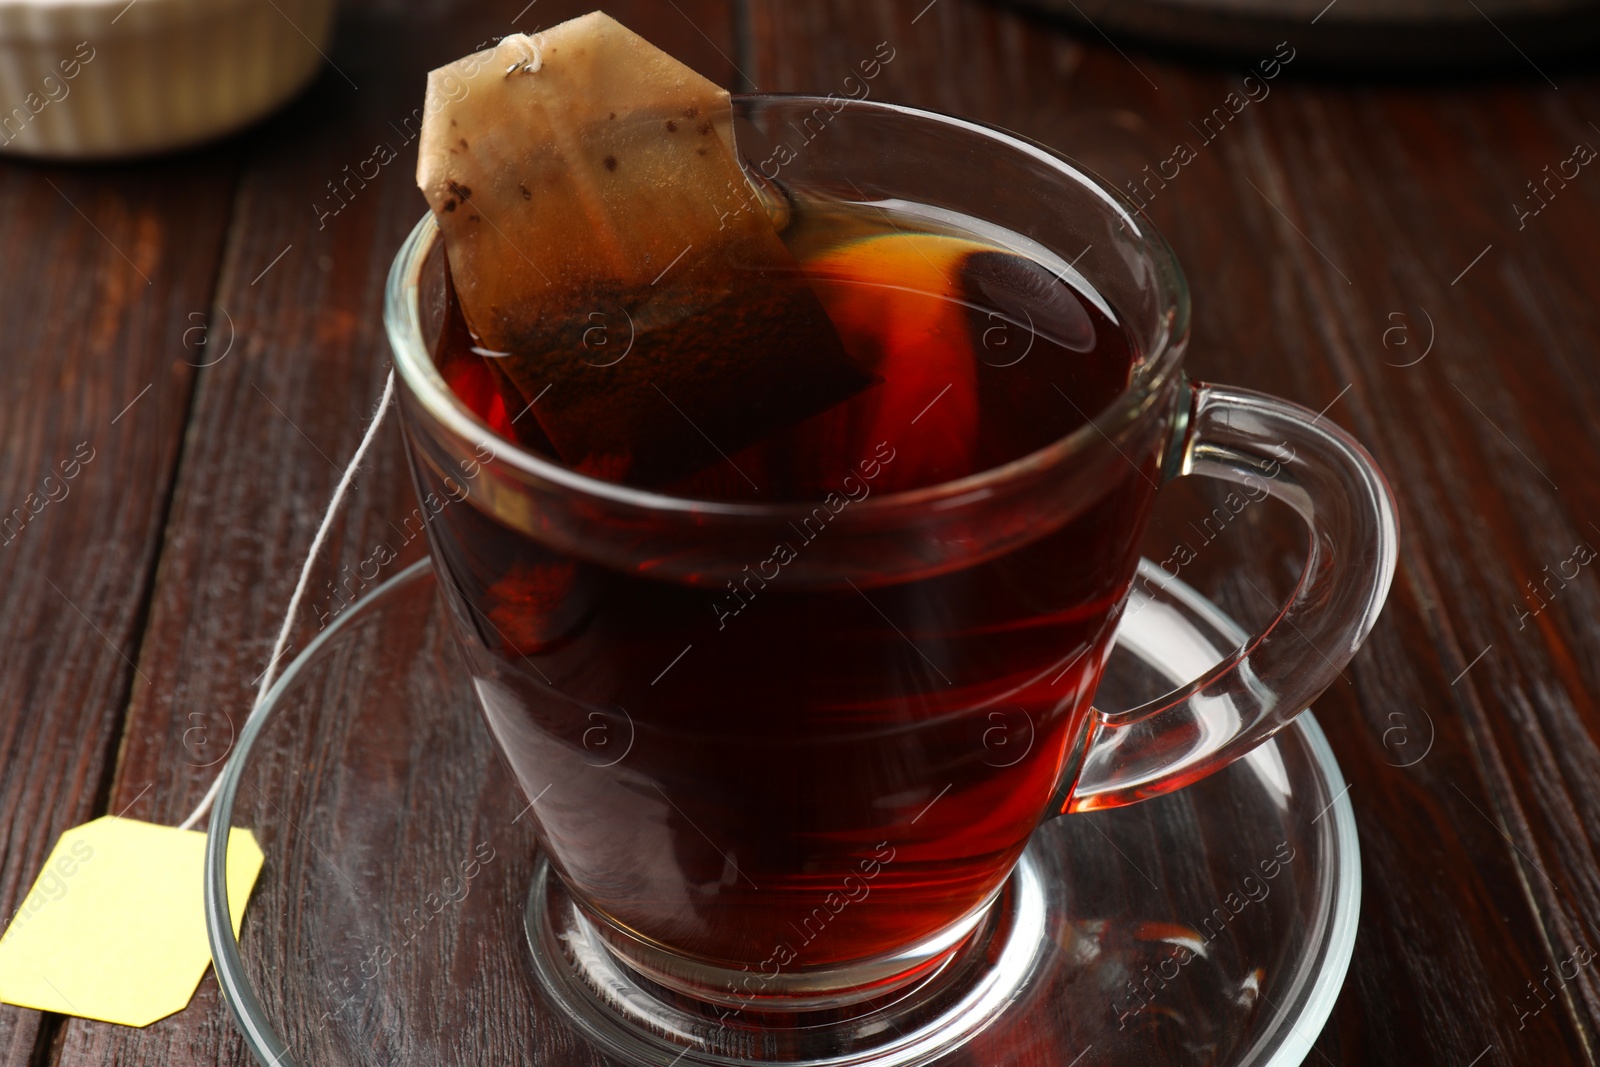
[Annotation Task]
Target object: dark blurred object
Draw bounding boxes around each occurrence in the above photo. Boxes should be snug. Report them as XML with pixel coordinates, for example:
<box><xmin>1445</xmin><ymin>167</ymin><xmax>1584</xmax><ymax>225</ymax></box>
<box><xmin>1001</xmin><ymin>0</ymin><xmax>1600</xmax><ymax>71</ymax></box>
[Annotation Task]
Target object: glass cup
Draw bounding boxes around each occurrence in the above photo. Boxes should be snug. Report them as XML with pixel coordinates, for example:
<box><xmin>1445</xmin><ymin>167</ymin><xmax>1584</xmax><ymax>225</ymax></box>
<box><xmin>385</xmin><ymin>95</ymin><xmax>1396</xmax><ymax>1019</ymax></box>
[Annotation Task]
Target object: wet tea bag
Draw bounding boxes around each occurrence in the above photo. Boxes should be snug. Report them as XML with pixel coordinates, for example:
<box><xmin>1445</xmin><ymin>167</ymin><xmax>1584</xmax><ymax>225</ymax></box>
<box><xmin>417</xmin><ymin>12</ymin><xmax>872</xmax><ymax>487</ymax></box>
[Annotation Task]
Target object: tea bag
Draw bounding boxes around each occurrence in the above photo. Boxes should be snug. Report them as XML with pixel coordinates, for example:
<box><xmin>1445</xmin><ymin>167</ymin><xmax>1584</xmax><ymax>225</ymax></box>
<box><xmin>417</xmin><ymin>13</ymin><xmax>872</xmax><ymax>487</ymax></box>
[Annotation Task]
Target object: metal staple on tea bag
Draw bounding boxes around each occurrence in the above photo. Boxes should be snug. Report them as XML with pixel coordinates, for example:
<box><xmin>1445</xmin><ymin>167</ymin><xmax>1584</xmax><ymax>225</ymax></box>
<box><xmin>504</xmin><ymin>39</ymin><xmax>543</xmax><ymax>76</ymax></box>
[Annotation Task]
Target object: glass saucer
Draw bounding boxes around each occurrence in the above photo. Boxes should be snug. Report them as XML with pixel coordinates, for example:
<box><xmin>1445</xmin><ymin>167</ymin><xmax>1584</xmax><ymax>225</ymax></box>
<box><xmin>205</xmin><ymin>558</ymin><xmax>1358</xmax><ymax>1067</ymax></box>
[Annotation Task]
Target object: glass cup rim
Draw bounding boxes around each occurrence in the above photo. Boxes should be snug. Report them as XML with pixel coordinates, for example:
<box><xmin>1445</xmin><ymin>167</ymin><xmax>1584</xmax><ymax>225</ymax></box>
<box><xmin>384</xmin><ymin>93</ymin><xmax>1192</xmax><ymax>520</ymax></box>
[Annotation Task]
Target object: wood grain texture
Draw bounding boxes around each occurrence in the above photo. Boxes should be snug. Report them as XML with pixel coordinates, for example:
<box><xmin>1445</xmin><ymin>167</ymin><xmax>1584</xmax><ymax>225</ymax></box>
<box><xmin>0</xmin><ymin>149</ymin><xmax>240</xmax><ymax>1063</ymax></box>
<box><xmin>745</xmin><ymin>1</ymin><xmax>1600</xmax><ymax>1063</ymax></box>
<box><xmin>41</xmin><ymin>4</ymin><xmax>739</xmax><ymax>1067</ymax></box>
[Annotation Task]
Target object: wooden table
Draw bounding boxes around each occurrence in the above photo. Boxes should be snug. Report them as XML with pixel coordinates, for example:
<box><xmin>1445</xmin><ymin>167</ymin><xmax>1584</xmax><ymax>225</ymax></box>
<box><xmin>1</xmin><ymin>1</ymin><xmax>1596</xmax><ymax>1064</ymax></box>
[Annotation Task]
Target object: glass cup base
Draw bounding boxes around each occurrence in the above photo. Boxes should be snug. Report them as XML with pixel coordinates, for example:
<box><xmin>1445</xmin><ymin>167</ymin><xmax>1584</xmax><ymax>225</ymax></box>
<box><xmin>552</xmin><ymin>870</ymin><xmax>1004</xmax><ymax>1015</ymax></box>
<box><xmin>526</xmin><ymin>850</ymin><xmax>1047</xmax><ymax>1066</ymax></box>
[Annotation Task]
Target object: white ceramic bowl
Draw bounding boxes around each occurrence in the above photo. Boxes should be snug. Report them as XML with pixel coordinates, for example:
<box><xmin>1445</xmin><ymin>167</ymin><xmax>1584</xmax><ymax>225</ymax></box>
<box><xmin>0</xmin><ymin>0</ymin><xmax>335</xmax><ymax>158</ymax></box>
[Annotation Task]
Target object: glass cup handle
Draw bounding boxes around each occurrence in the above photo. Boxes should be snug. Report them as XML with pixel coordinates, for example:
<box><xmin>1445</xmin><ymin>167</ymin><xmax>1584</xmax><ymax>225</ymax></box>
<box><xmin>1067</xmin><ymin>381</ymin><xmax>1399</xmax><ymax>813</ymax></box>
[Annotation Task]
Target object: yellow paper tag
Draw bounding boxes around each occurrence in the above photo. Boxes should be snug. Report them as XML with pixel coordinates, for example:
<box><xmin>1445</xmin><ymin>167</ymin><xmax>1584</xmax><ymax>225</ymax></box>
<box><xmin>0</xmin><ymin>815</ymin><xmax>263</xmax><ymax>1027</ymax></box>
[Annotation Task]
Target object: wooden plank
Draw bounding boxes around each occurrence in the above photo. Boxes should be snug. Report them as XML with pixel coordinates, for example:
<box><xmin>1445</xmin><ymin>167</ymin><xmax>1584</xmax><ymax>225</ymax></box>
<box><xmin>0</xmin><ymin>1020</ymin><xmax>38</xmax><ymax>1067</ymax></box>
<box><xmin>0</xmin><ymin>148</ymin><xmax>239</xmax><ymax>1063</ymax></box>
<box><xmin>743</xmin><ymin>1</ymin><xmax>1599</xmax><ymax>1062</ymax></box>
<box><xmin>48</xmin><ymin>3</ymin><xmax>739</xmax><ymax>1066</ymax></box>
<box><xmin>1244</xmin><ymin>79</ymin><xmax>1600</xmax><ymax>1061</ymax></box>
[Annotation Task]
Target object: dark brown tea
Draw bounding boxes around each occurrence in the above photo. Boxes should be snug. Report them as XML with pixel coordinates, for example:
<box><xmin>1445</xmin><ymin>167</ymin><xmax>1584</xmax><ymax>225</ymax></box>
<box><xmin>416</xmin><ymin>198</ymin><xmax>1158</xmax><ymax>1001</ymax></box>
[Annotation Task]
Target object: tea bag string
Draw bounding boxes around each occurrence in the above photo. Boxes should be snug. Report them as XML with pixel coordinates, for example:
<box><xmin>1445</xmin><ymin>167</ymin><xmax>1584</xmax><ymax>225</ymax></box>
<box><xmin>176</xmin><ymin>369</ymin><xmax>397</xmax><ymax>832</ymax></box>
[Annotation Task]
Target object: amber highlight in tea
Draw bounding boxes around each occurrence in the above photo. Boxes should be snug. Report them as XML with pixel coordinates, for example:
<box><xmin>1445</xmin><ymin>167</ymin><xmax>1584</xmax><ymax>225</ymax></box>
<box><xmin>436</xmin><ymin>203</ymin><xmax>1133</xmax><ymax>501</ymax></box>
